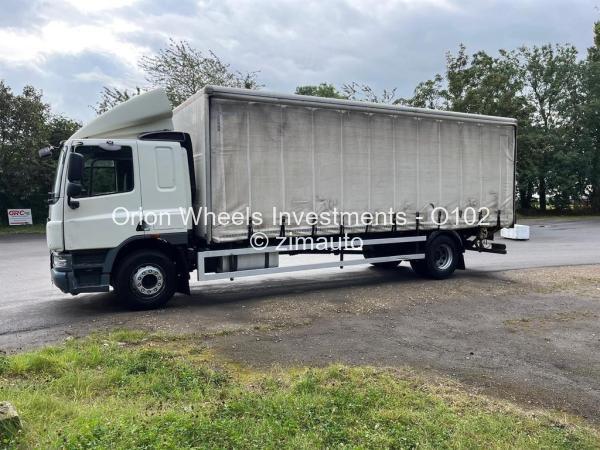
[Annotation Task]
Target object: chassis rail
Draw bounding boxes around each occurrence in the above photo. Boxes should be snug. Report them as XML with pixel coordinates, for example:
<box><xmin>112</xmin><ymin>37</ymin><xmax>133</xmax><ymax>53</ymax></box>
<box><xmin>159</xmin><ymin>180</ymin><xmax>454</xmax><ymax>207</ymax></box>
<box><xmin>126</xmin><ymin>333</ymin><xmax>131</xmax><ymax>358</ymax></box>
<box><xmin>197</xmin><ymin>235</ymin><xmax>426</xmax><ymax>281</ymax></box>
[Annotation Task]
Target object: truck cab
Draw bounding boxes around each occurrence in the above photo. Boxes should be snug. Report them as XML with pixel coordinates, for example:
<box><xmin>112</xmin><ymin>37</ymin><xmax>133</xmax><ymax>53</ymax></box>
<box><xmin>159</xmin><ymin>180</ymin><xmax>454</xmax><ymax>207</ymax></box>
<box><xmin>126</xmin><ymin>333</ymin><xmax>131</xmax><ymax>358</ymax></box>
<box><xmin>47</xmin><ymin>90</ymin><xmax>195</xmax><ymax>308</ymax></box>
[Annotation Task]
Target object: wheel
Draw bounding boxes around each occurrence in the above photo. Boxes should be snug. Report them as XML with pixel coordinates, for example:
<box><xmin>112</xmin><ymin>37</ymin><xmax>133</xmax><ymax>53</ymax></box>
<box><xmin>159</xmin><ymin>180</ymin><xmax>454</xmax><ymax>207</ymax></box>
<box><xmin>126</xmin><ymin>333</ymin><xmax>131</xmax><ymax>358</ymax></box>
<box><xmin>363</xmin><ymin>246</ymin><xmax>400</xmax><ymax>269</ymax></box>
<box><xmin>114</xmin><ymin>250</ymin><xmax>177</xmax><ymax>310</ymax></box>
<box><xmin>410</xmin><ymin>235</ymin><xmax>459</xmax><ymax>279</ymax></box>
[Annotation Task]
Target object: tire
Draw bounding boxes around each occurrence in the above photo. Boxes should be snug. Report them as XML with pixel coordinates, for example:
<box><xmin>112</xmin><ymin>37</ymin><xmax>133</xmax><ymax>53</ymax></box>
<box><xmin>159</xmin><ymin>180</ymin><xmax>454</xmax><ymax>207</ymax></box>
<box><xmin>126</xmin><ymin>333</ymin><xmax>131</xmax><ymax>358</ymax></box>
<box><xmin>410</xmin><ymin>235</ymin><xmax>459</xmax><ymax>279</ymax></box>
<box><xmin>363</xmin><ymin>246</ymin><xmax>400</xmax><ymax>269</ymax></box>
<box><xmin>114</xmin><ymin>249</ymin><xmax>177</xmax><ymax>310</ymax></box>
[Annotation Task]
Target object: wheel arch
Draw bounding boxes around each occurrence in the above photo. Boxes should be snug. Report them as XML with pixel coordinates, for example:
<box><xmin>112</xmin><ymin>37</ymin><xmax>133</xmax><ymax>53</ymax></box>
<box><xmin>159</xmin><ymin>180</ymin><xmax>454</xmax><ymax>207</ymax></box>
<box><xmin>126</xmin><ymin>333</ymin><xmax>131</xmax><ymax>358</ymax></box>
<box><xmin>426</xmin><ymin>230</ymin><xmax>464</xmax><ymax>251</ymax></box>
<box><xmin>426</xmin><ymin>230</ymin><xmax>466</xmax><ymax>270</ymax></box>
<box><xmin>104</xmin><ymin>235</ymin><xmax>191</xmax><ymax>294</ymax></box>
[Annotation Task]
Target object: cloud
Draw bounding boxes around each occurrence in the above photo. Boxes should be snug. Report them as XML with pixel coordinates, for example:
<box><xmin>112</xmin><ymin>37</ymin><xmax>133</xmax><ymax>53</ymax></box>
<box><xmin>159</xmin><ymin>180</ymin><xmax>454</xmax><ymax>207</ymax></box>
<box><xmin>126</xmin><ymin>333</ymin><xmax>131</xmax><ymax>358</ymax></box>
<box><xmin>62</xmin><ymin>0</ymin><xmax>141</xmax><ymax>13</ymax></box>
<box><xmin>0</xmin><ymin>18</ymin><xmax>147</xmax><ymax>69</ymax></box>
<box><xmin>0</xmin><ymin>0</ymin><xmax>597</xmax><ymax>122</ymax></box>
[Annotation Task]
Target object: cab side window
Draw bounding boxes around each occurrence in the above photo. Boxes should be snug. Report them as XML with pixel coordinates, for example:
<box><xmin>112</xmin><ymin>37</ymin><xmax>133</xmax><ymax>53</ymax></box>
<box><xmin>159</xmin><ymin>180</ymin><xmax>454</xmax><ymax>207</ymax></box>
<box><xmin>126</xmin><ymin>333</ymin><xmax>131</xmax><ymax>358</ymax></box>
<box><xmin>77</xmin><ymin>146</ymin><xmax>134</xmax><ymax>197</ymax></box>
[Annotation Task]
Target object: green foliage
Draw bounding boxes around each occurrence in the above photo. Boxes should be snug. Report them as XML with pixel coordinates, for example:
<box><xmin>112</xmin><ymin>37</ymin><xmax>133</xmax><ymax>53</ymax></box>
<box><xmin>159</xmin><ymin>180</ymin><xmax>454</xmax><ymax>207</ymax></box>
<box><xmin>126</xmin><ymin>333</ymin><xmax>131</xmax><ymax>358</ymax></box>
<box><xmin>295</xmin><ymin>83</ymin><xmax>347</xmax><ymax>99</ymax></box>
<box><xmin>402</xmin><ymin>74</ymin><xmax>446</xmax><ymax>109</ymax></box>
<box><xmin>0</xmin><ymin>81</ymin><xmax>80</xmax><ymax>225</ymax></box>
<box><xmin>295</xmin><ymin>82</ymin><xmax>399</xmax><ymax>104</ymax></box>
<box><xmin>342</xmin><ymin>81</ymin><xmax>398</xmax><ymax>104</ymax></box>
<box><xmin>0</xmin><ymin>354</ymin><xmax>8</xmax><ymax>375</ymax></box>
<box><xmin>517</xmin><ymin>44</ymin><xmax>584</xmax><ymax>210</ymax></box>
<box><xmin>581</xmin><ymin>21</ymin><xmax>600</xmax><ymax>211</ymax></box>
<box><xmin>95</xmin><ymin>40</ymin><xmax>262</xmax><ymax>113</ymax></box>
<box><xmin>139</xmin><ymin>39</ymin><xmax>262</xmax><ymax>107</ymax></box>
<box><xmin>401</xmin><ymin>45</ymin><xmax>531</xmax><ymax>119</ymax></box>
<box><xmin>93</xmin><ymin>86</ymin><xmax>144</xmax><ymax>115</ymax></box>
<box><xmin>0</xmin><ymin>223</ymin><xmax>46</xmax><ymax>235</ymax></box>
<box><xmin>1</xmin><ymin>332</ymin><xmax>599</xmax><ymax>449</ymax></box>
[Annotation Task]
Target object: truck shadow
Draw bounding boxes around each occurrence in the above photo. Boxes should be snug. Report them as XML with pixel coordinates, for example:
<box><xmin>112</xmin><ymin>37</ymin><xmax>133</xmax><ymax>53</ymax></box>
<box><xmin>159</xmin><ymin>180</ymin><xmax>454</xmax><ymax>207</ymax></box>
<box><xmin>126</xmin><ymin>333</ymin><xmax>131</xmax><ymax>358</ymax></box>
<box><xmin>183</xmin><ymin>265</ymin><xmax>423</xmax><ymax>306</ymax></box>
<box><xmin>61</xmin><ymin>264</ymin><xmax>493</xmax><ymax>315</ymax></box>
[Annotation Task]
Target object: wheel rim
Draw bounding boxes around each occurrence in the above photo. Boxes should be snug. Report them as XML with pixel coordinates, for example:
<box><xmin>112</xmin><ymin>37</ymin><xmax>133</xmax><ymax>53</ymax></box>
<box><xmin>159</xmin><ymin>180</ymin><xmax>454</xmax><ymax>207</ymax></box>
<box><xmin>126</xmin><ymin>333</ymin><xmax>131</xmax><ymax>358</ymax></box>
<box><xmin>433</xmin><ymin>243</ymin><xmax>453</xmax><ymax>271</ymax></box>
<box><xmin>131</xmin><ymin>265</ymin><xmax>165</xmax><ymax>298</ymax></box>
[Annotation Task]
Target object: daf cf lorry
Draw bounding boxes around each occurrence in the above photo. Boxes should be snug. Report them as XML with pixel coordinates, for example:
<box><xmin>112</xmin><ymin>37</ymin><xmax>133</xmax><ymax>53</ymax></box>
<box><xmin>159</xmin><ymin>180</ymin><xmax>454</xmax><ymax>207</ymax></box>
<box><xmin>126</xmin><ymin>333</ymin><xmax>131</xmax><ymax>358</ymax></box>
<box><xmin>43</xmin><ymin>86</ymin><xmax>516</xmax><ymax>309</ymax></box>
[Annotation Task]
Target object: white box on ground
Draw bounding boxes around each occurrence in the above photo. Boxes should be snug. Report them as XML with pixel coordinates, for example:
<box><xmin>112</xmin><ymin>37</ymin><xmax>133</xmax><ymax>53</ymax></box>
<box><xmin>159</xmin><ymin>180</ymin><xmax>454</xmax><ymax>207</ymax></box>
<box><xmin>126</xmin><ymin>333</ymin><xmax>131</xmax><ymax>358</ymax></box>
<box><xmin>7</xmin><ymin>209</ymin><xmax>33</xmax><ymax>226</ymax></box>
<box><xmin>501</xmin><ymin>224</ymin><xmax>530</xmax><ymax>240</ymax></box>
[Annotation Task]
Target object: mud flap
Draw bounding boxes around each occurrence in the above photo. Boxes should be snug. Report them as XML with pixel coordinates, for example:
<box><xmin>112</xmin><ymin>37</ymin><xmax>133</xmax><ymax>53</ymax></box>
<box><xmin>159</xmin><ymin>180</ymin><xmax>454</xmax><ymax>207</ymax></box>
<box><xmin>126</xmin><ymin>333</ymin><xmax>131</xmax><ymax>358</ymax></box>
<box><xmin>177</xmin><ymin>272</ymin><xmax>191</xmax><ymax>295</ymax></box>
<box><xmin>457</xmin><ymin>253</ymin><xmax>466</xmax><ymax>270</ymax></box>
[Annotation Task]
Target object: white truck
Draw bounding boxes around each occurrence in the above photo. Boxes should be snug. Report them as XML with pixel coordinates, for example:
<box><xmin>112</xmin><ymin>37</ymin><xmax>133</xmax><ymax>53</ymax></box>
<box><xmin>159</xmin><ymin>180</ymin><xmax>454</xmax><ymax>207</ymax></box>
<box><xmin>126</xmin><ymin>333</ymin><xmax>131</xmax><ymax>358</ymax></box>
<box><xmin>42</xmin><ymin>86</ymin><xmax>516</xmax><ymax>309</ymax></box>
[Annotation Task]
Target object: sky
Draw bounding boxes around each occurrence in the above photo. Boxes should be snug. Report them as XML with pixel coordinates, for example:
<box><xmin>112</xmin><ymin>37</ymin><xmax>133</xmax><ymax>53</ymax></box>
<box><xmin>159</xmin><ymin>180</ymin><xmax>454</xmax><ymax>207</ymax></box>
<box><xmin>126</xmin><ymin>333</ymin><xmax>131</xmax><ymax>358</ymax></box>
<box><xmin>1</xmin><ymin>0</ymin><xmax>598</xmax><ymax>123</ymax></box>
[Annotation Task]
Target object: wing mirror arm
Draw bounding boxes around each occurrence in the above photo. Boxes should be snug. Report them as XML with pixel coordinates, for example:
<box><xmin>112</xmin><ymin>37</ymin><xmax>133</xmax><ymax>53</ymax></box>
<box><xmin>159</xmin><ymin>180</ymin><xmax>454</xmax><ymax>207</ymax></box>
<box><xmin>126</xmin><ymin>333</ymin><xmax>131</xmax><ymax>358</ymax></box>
<box><xmin>66</xmin><ymin>152</ymin><xmax>84</xmax><ymax>209</ymax></box>
<box><xmin>66</xmin><ymin>183</ymin><xmax>81</xmax><ymax>209</ymax></box>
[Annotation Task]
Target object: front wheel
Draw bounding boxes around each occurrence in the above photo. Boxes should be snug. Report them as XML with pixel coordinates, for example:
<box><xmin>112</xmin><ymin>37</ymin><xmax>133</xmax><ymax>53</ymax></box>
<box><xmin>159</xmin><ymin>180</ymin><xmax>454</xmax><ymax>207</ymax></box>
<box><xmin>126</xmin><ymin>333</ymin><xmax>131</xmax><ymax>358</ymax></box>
<box><xmin>114</xmin><ymin>249</ymin><xmax>177</xmax><ymax>310</ymax></box>
<box><xmin>410</xmin><ymin>235</ymin><xmax>459</xmax><ymax>279</ymax></box>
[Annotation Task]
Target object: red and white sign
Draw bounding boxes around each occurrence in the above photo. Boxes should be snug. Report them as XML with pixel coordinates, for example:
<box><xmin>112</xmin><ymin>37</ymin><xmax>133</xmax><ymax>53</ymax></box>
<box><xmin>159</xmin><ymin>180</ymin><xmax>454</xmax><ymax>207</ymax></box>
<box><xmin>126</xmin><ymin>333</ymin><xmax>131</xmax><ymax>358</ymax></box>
<box><xmin>7</xmin><ymin>209</ymin><xmax>33</xmax><ymax>226</ymax></box>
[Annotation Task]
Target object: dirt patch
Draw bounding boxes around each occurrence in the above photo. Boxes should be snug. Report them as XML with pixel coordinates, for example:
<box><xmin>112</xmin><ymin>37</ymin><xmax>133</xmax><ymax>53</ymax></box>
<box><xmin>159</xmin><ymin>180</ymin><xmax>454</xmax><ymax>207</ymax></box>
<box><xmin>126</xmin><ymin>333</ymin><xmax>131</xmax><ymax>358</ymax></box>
<box><xmin>505</xmin><ymin>310</ymin><xmax>598</xmax><ymax>329</ymax></box>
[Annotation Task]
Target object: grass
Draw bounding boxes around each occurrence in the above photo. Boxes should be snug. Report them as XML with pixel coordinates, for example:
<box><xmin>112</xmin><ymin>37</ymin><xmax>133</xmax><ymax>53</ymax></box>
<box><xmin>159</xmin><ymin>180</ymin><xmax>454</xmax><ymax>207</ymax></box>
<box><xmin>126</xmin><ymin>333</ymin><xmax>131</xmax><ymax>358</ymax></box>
<box><xmin>0</xmin><ymin>224</ymin><xmax>45</xmax><ymax>236</ymax></box>
<box><xmin>1</xmin><ymin>331</ymin><xmax>599</xmax><ymax>449</ymax></box>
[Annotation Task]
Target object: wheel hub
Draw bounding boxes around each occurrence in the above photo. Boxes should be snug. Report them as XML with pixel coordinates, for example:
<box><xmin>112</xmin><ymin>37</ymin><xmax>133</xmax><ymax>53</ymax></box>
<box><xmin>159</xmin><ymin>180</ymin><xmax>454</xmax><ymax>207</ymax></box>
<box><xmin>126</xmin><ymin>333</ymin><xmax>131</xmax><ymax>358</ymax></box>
<box><xmin>131</xmin><ymin>265</ymin><xmax>164</xmax><ymax>296</ymax></box>
<box><xmin>433</xmin><ymin>243</ymin><xmax>453</xmax><ymax>271</ymax></box>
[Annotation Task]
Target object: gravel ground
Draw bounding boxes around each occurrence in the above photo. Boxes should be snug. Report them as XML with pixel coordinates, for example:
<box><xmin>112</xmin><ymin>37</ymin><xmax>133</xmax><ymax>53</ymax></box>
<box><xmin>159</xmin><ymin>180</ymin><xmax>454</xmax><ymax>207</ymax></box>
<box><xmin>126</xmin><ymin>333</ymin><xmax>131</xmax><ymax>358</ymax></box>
<box><xmin>201</xmin><ymin>265</ymin><xmax>600</xmax><ymax>423</ymax></box>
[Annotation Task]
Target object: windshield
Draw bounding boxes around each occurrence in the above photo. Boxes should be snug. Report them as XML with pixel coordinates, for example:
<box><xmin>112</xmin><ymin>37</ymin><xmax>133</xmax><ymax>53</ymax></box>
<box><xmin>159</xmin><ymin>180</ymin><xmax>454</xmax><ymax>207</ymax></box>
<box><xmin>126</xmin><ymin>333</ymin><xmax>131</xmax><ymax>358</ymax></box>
<box><xmin>50</xmin><ymin>145</ymin><xmax>67</xmax><ymax>203</ymax></box>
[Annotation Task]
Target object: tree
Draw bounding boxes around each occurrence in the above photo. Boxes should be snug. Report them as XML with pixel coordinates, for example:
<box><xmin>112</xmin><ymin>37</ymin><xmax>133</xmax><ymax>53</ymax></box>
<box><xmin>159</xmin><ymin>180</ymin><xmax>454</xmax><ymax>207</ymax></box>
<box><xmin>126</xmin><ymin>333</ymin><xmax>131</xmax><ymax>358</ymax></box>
<box><xmin>93</xmin><ymin>86</ymin><xmax>144</xmax><ymax>115</ymax></box>
<box><xmin>139</xmin><ymin>39</ymin><xmax>261</xmax><ymax>107</ymax></box>
<box><xmin>295</xmin><ymin>83</ymin><xmax>346</xmax><ymax>99</ymax></box>
<box><xmin>341</xmin><ymin>82</ymin><xmax>398</xmax><ymax>104</ymax></box>
<box><xmin>581</xmin><ymin>21</ymin><xmax>600</xmax><ymax>211</ymax></box>
<box><xmin>95</xmin><ymin>40</ymin><xmax>262</xmax><ymax>113</ymax></box>
<box><xmin>0</xmin><ymin>81</ymin><xmax>80</xmax><ymax>224</ymax></box>
<box><xmin>401</xmin><ymin>75</ymin><xmax>446</xmax><ymax>109</ymax></box>
<box><xmin>517</xmin><ymin>44</ymin><xmax>583</xmax><ymax>211</ymax></box>
<box><xmin>402</xmin><ymin>45</ymin><xmax>530</xmax><ymax>118</ymax></box>
<box><xmin>296</xmin><ymin>82</ymin><xmax>400</xmax><ymax>104</ymax></box>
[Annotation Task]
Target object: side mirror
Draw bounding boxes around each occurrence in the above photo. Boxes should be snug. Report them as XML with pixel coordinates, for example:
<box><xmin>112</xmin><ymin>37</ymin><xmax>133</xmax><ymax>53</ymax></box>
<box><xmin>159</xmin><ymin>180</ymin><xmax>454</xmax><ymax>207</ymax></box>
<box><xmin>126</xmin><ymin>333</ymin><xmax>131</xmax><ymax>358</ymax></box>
<box><xmin>66</xmin><ymin>152</ymin><xmax>84</xmax><ymax>209</ymax></box>
<box><xmin>66</xmin><ymin>181</ymin><xmax>82</xmax><ymax>198</ymax></box>
<box><xmin>67</xmin><ymin>152</ymin><xmax>84</xmax><ymax>182</ymax></box>
<box><xmin>38</xmin><ymin>146</ymin><xmax>54</xmax><ymax>158</ymax></box>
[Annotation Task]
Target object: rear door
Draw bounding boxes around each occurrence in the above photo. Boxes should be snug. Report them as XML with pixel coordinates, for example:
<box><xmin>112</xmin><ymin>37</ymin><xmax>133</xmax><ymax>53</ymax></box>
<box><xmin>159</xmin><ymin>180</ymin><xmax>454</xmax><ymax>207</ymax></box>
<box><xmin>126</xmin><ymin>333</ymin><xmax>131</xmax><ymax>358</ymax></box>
<box><xmin>63</xmin><ymin>139</ymin><xmax>142</xmax><ymax>250</ymax></box>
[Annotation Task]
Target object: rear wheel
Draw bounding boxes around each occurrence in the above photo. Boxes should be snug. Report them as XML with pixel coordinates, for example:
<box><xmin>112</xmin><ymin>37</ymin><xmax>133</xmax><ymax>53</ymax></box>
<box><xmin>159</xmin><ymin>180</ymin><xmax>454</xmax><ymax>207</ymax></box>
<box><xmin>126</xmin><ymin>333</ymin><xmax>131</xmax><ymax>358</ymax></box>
<box><xmin>114</xmin><ymin>250</ymin><xmax>176</xmax><ymax>310</ymax></box>
<box><xmin>410</xmin><ymin>235</ymin><xmax>459</xmax><ymax>279</ymax></box>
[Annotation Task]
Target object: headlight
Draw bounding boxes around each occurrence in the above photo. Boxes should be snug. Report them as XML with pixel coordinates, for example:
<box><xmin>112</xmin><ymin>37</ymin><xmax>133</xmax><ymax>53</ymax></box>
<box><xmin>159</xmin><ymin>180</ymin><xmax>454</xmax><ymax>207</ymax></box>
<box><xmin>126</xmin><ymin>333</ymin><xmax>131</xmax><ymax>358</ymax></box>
<box><xmin>52</xmin><ymin>253</ymin><xmax>70</xmax><ymax>269</ymax></box>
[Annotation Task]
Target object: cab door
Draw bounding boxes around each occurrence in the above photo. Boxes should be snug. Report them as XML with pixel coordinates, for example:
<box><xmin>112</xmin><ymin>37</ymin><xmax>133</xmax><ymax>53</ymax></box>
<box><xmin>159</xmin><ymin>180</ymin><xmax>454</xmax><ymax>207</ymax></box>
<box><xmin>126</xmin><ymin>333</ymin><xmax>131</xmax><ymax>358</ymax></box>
<box><xmin>63</xmin><ymin>139</ymin><xmax>143</xmax><ymax>250</ymax></box>
<box><xmin>136</xmin><ymin>140</ymin><xmax>191</xmax><ymax>234</ymax></box>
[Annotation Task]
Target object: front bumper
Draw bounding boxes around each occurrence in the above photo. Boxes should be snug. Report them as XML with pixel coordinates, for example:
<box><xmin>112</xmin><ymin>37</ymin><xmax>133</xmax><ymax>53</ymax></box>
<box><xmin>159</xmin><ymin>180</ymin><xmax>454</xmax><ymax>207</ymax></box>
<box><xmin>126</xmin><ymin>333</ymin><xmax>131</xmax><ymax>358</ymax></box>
<box><xmin>51</xmin><ymin>267</ymin><xmax>111</xmax><ymax>295</ymax></box>
<box><xmin>50</xmin><ymin>251</ymin><xmax>110</xmax><ymax>295</ymax></box>
<box><xmin>51</xmin><ymin>268</ymin><xmax>72</xmax><ymax>294</ymax></box>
